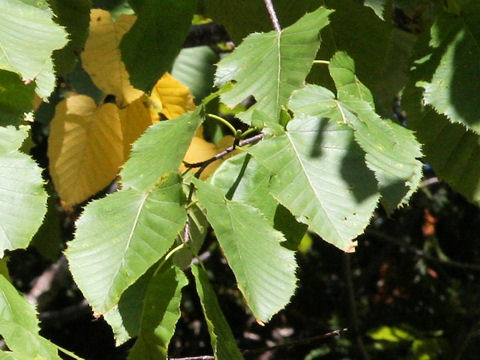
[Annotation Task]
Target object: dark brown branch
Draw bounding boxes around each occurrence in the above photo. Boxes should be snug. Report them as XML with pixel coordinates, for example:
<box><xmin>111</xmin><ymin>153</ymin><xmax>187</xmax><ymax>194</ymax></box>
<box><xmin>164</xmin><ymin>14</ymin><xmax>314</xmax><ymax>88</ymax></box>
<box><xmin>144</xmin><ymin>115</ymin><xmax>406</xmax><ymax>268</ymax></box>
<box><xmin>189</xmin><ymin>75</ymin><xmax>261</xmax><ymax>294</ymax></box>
<box><xmin>263</xmin><ymin>0</ymin><xmax>282</xmax><ymax>32</ymax></box>
<box><xmin>183</xmin><ymin>133</ymin><xmax>264</xmax><ymax>170</ymax></box>
<box><xmin>39</xmin><ymin>299</ymin><xmax>91</xmax><ymax>325</ymax></box>
<box><xmin>242</xmin><ymin>328</ymin><xmax>348</xmax><ymax>356</ymax></box>
<box><xmin>366</xmin><ymin>229</ymin><xmax>480</xmax><ymax>271</ymax></box>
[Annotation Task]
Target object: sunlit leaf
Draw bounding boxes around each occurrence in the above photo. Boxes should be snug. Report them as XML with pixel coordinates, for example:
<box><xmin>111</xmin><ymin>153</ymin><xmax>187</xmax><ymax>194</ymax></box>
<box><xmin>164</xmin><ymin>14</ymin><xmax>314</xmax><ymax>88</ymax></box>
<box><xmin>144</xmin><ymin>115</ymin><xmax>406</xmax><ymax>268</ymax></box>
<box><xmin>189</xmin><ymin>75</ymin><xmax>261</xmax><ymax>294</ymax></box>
<box><xmin>121</xmin><ymin>0</ymin><xmax>196</xmax><ymax>92</ymax></box>
<box><xmin>121</xmin><ymin>107</ymin><xmax>205</xmax><ymax>191</ymax></box>
<box><xmin>48</xmin><ymin>95</ymin><xmax>124</xmax><ymax>206</ymax></box>
<box><xmin>81</xmin><ymin>9</ymin><xmax>143</xmax><ymax>107</ymax></box>
<box><xmin>248</xmin><ymin>112</ymin><xmax>380</xmax><ymax>252</ymax></box>
<box><xmin>215</xmin><ymin>6</ymin><xmax>332</xmax><ymax>124</ymax></box>
<box><xmin>193</xmin><ymin>178</ymin><xmax>298</xmax><ymax>322</ymax></box>
<box><xmin>0</xmin><ymin>0</ymin><xmax>68</xmax><ymax>98</ymax></box>
<box><xmin>66</xmin><ymin>173</ymin><xmax>186</xmax><ymax>314</ymax></box>
<box><xmin>192</xmin><ymin>264</ymin><xmax>244</xmax><ymax>360</ymax></box>
<box><xmin>0</xmin><ymin>126</ymin><xmax>47</xmax><ymax>255</ymax></box>
<box><xmin>149</xmin><ymin>73</ymin><xmax>195</xmax><ymax>120</ymax></box>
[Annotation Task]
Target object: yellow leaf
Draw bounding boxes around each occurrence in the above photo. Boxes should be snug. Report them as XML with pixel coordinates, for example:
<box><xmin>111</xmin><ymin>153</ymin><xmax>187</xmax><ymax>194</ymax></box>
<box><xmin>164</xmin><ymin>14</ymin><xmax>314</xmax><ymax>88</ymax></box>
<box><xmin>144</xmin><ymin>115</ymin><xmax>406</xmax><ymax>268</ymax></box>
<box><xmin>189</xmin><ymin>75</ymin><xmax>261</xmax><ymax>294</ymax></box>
<box><xmin>81</xmin><ymin>9</ymin><xmax>143</xmax><ymax>107</ymax></box>
<box><xmin>150</xmin><ymin>73</ymin><xmax>195</xmax><ymax>119</ymax></box>
<box><xmin>180</xmin><ymin>137</ymin><xmax>218</xmax><ymax>179</ymax></box>
<box><xmin>48</xmin><ymin>95</ymin><xmax>124</xmax><ymax>206</ymax></box>
<box><xmin>119</xmin><ymin>95</ymin><xmax>159</xmax><ymax>159</ymax></box>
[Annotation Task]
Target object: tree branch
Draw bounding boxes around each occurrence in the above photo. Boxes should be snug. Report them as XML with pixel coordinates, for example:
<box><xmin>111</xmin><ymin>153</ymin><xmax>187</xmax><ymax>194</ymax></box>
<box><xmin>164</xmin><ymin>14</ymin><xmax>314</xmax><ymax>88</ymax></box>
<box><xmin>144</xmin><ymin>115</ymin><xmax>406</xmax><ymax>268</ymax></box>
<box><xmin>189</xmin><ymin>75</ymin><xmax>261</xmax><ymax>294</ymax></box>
<box><xmin>263</xmin><ymin>0</ymin><xmax>282</xmax><ymax>32</ymax></box>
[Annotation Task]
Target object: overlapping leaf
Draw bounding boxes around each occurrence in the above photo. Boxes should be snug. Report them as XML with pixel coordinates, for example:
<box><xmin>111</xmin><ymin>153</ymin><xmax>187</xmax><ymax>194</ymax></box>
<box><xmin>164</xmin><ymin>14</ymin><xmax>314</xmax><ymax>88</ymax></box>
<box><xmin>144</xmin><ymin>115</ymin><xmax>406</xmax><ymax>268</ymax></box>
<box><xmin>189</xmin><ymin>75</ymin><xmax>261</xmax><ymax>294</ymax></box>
<box><xmin>248</xmin><ymin>112</ymin><xmax>380</xmax><ymax>252</ymax></box>
<box><xmin>127</xmin><ymin>265</ymin><xmax>188</xmax><ymax>359</ymax></box>
<box><xmin>120</xmin><ymin>0</ymin><xmax>196</xmax><ymax>92</ymax></box>
<box><xmin>215</xmin><ymin>6</ymin><xmax>332</xmax><ymax>124</ymax></box>
<box><xmin>66</xmin><ymin>173</ymin><xmax>186</xmax><ymax>314</ymax></box>
<box><xmin>0</xmin><ymin>0</ymin><xmax>68</xmax><ymax>98</ymax></box>
<box><xmin>0</xmin><ymin>71</ymin><xmax>34</xmax><ymax>126</ymax></box>
<box><xmin>81</xmin><ymin>9</ymin><xmax>143</xmax><ymax>107</ymax></box>
<box><xmin>416</xmin><ymin>3</ymin><xmax>480</xmax><ymax>134</ymax></box>
<box><xmin>192</xmin><ymin>265</ymin><xmax>244</xmax><ymax>360</ymax></box>
<box><xmin>193</xmin><ymin>178</ymin><xmax>297</xmax><ymax>322</ymax></box>
<box><xmin>121</xmin><ymin>107</ymin><xmax>205</xmax><ymax>191</ymax></box>
<box><xmin>150</xmin><ymin>73</ymin><xmax>195</xmax><ymax>119</ymax></box>
<box><xmin>0</xmin><ymin>275</ymin><xmax>61</xmax><ymax>359</ymax></box>
<box><xmin>0</xmin><ymin>126</ymin><xmax>47</xmax><ymax>255</ymax></box>
<box><xmin>290</xmin><ymin>52</ymin><xmax>423</xmax><ymax>211</ymax></box>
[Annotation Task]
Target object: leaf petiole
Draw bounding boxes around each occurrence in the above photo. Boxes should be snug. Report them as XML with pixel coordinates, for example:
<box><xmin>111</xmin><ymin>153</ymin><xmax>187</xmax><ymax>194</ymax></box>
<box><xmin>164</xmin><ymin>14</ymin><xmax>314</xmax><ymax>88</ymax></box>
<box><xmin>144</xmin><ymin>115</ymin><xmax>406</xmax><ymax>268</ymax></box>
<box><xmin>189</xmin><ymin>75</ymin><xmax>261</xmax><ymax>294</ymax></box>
<box><xmin>313</xmin><ymin>60</ymin><xmax>330</xmax><ymax>65</ymax></box>
<box><xmin>207</xmin><ymin>113</ymin><xmax>237</xmax><ymax>136</ymax></box>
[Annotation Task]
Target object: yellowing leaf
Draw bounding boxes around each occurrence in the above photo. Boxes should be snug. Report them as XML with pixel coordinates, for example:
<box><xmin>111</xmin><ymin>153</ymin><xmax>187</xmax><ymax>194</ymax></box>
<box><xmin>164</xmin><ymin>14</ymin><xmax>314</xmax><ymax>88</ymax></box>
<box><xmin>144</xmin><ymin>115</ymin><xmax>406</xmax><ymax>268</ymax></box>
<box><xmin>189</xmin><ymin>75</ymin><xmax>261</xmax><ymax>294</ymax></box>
<box><xmin>81</xmin><ymin>9</ymin><xmax>143</xmax><ymax>107</ymax></box>
<box><xmin>48</xmin><ymin>95</ymin><xmax>124</xmax><ymax>206</ymax></box>
<box><xmin>119</xmin><ymin>95</ymin><xmax>158</xmax><ymax>159</ymax></box>
<box><xmin>150</xmin><ymin>73</ymin><xmax>195</xmax><ymax>119</ymax></box>
<box><xmin>181</xmin><ymin>137</ymin><xmax>218</xmax><ymax>179</ymax></box>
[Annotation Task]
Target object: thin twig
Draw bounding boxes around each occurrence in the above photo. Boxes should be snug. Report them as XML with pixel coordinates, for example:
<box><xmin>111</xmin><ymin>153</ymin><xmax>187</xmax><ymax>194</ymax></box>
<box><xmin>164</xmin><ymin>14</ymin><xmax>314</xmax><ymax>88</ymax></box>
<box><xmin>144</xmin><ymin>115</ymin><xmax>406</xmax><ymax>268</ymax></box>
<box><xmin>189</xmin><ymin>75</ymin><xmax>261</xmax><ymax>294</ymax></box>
<box><xmin>344</xmin><ymin>254</ymin><xmax>370</xmax><ymax>360</ymax></box>
<box><xmin>183</xmin><ymin>133</ymin><xmax>264</xmax><ymax>170</ymax></box>
<box><xmin>263</xmin><ymin>0</ymin><xmax>282</xmax><ymax>32</ymax></box>
<box><xmin>242</xmin><ymin>328</ymin><xmax>348</xmax><ymax>356</ymax></box>
<box><xmin>366</xmin><ymin>229</ymin><xmax>480</xmax><ymax>271</ymax></box>
<box><xmin>455</xmin><ymin>317</ymin><xmax>480</xmax><ymax>360</ymax></box>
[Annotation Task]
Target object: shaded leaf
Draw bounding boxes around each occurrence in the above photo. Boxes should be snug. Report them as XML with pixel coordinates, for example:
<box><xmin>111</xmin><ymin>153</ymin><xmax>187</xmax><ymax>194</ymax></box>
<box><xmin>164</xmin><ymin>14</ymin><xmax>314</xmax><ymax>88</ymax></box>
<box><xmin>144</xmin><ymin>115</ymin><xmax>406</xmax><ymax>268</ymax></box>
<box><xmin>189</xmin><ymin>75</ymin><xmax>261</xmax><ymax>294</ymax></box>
<box><xmin>0</xmin><ymin>0</ymin><xmax>67</xmax><ymax>98</ymax></box>
<box><xmin>0</xmin><ymin>70</ymin><xmax>35</xmax><ymax>126</ymax></box>
<box><xmin>81</xmin><ymin>9</ymin><xmax>143</xmax><ymax>107</ymax></box>
<box><xmin>363</xmin><ymin>0</ymin><xmax>388</xmax><ymax>19</ymax></box>
<box><xmin>416</xmin><ymin>4</ymin><xmax>480</xmax><ymax>134</ymax></box>
<box><xmin>192</xmin><ymin>264</ymin><xmax>244</xmax><ymax>360</ymax></box>
<box><xmin>127</xmin><ymin>265</ymin><xmax>188</xmax><ymax>359</ymax></box>
<box><xmin>193</xmin><ymin>178</ymin><xmax>298</xmax><ymax>322</ymax></box>
<box><xmin>49</xmin><ymin>0</ymin><xmax>91</xmax><ymax>75</ymax></box>
<box><xmin>121</xmin><ymin>0</ymin><xmax>196</xmax><ymax>92</ymax></box>
<box><xmin>66</xmin><ymin>173</ymin><xmax>186</xmax><ymax>314</ymax></box>
<box><xmin>121</xmin><ymin>107</ymin><xmax>205</xmax><ymax>191</ymax></box>
<box><xmin>248</xmin><ymin>112</ymin><xmax>379</xmax><ymax>252</ymax></box>
<box><xmin>149</xmin><ymin>73</ymin><xmax>195</xmax><ymax>120</ymax></box>
<box><xmin>0</xmin><ymin>126</ymin><xmax>47</xmax><ymax>255</ymax></box>
<box><xmin>215</xmin><ymin>6</ymin><xmax>332</xmax><ymax>124</ymax></box>
<box><xmin>171</xmin><ymin>46</ymin><xmax>217</xmax><ymax>104</ymax></box>
<box><xmin>48</xmin><ymin>95</ymin><xmax>124</xmax><ymax>206</ymax></box>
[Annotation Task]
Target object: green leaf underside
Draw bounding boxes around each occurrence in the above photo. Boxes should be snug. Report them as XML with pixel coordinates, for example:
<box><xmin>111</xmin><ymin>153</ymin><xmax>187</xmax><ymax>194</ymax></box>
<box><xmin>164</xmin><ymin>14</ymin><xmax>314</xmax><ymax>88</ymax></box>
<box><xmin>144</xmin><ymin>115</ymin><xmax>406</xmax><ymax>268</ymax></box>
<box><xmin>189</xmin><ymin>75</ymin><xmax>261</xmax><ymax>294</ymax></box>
<box><xmin>308</xmin><ymin>51</ymin><xmax>422</xmax><ymax>211</ymax></box>
<box><xmin>121</xmin><ymin>0</ymin><xmax>196</xmax><ymax>92</ymax></box>
<box><xmin>215</xmin><ymin>6</ymin><xmax>332</xmax><ymax>124</ymax></box>
<box><xmin>0</xmin><ymin>126</ymin><xmax>47</xmax><ymax>256</ymax></box>
<box><xmin>66</xmin><ymin>173</ymin><xmax>186</xmax><ymax>314</ymax></box>
<box><xmin>210</xmin><ymin>153</ymin><xmax>307</xmax><ymax>248</ymax></box>
<box><xmin>0</xmin><ymin>275</ymin><xmax>60</xmax><ymax>358</ymax></box>
<box><xmin>127</xmin><ymin>265</ymin><xmax>188</xmax><ymax>360</ymax></box>
<box><xmin>191</xmin><ymin>265</ymin><xmax>244</xmax><ymax>360</ymax></box>
<box><xmin>0</xmin><ymin>70</ymin><xmax>35</xmax><ymax>126</ymax></box>
<box><xmin>193</xmin><ymin>178</ymin><xmax>297</xmax><ymax>322</ymax></box>
<box><xmin>418</xmin><ymin>4</ymin><xmax>480</xmax><ymax>134</ymax></box>
<box><xmin>0</xmin><ymin>0</ymin><xmax>68</xmax><ymax>98</ymax></box>
<box><xmin>248</xmin><ymin>112</ymin><xmax>380</xmax><ymax>252</ymax></box>
<box><xmin>120</xmin><ymin>107</ymin><xmax>204</xmax><ymax>191</ymax></box>
<box><xmin>171</xmin><ymin>46</ymin><xmax>217</xmax><ymax>104</ymax></box>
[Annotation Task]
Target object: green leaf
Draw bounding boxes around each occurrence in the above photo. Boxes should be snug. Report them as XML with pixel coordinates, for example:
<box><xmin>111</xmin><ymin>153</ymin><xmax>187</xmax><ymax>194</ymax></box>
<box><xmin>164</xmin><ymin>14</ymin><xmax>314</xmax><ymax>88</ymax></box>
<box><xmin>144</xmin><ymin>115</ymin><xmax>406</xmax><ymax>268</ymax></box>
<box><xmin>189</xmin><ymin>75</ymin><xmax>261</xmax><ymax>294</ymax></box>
<box><xmin>210</xmin><ymin>152</ymin><xmax>307</xmax><ymax>248</ymax></box>
<box><xmin>313</xmin><ymin>0</ymin><xmax>416</xmax><ymax>117</ymax></box>
<box><xmin>127</xmin><ymin>265</ymin><xmax>188</xmax><ymax>360</ymax></box>
<box><xmin>191</xmin><ymin>264</ymin><xmax>244</xmax><ymax>360</ymax></box>
<box><xmin>193</xmin><ymin>178</ymin><xmax>298</xmax><ymax>322</ymax></box>
<box><xmin>0</xmin><ymin>70</ymin><xmax>35</xmax><ymax>126</ymax></box>
<box><xmin>0</xmin><ymin>275</ymin><xmax>61</xmax><ymax>359</ymax></box>
<box><xmin>215</xmin><ymin>6</ymin><xmax>332</xmax><ymax>124</ymax></box>
<box><xmin>199</xmin><ymin>0</ymin><xmax>322</xmax><ymax>44</ymax></box>
<box><xmin>363</xmin><ymin>0</ymin><xmax>388</xmax><ymax>19</ymax></box>
<box><xmin>403</xmin><ymin>32</ymin><xmax>480</xmax><ymax>204</ymax></box>
<box><xmin>49</xmin><ymin>0</ymin><xmax>91</xmax><ymax>76</ymax></box>
<box><xmin>0</xmin><ymin>0</ymin><xmax>68</xmax><ymax>98</ymax></box>
<box><xmin>326</xmin><ymin>51</ymin><xmax>423</xmax><ymax>210</ymax></box>
<box><xmin>0</xmin><ymin>126</ymin><xmax>47</xmax><ymax>256</ymax></box>
<box><xmin>121</xmin><ymin>0</ymin><xmax>196</xmax><ymax>92</ymax></box>
<box><xmin>248</xmin><ymin>111</ymin><xmax>380</xmax><ymax>252</ymax></box>
<box><xmin>66</xmin><ymin>173</ymin><xmax>186</xmax><ymax>314</ymax></box>
<box><xmin>171</xmin><ymin>46</ymin><xmax>217</xmax><ymax>104</ymax></box>
<box><xmin>120</xmin><ymin>107</ymin><xmax>204</xmax><ymax>191</ymax></box>
<box><xmin>416</xmin><ymin>4</ymin><xmax>480</xmax><ymax>134</ymax></box>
